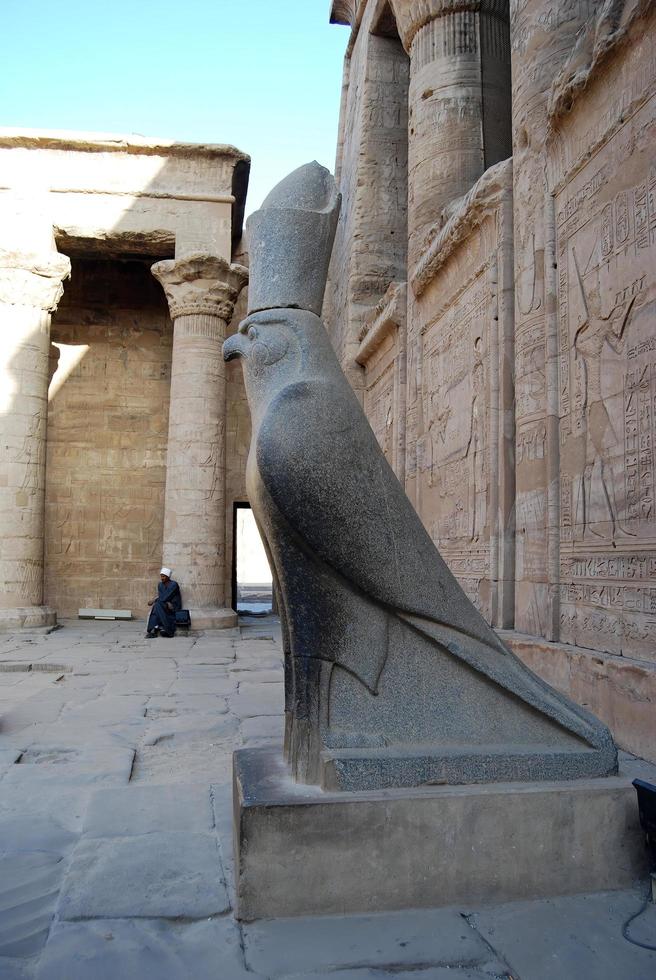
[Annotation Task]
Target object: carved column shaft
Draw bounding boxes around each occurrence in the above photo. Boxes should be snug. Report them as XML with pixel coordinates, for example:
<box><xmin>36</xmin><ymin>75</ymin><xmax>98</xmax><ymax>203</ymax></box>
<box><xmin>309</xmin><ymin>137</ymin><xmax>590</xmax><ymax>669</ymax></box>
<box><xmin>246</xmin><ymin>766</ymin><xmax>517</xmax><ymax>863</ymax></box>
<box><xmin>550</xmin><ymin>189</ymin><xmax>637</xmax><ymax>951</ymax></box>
<box><xmin>0</xmin><ymin>247</ymin><xmax>71</xmax><ymax>629</ymax></box>
<box><xmin>392</xmin><ymin>0</ymin><xmax>511</xmax><ymax>265</ymax></box>
<box><xmin>152</xmin><ymin>254</ymin><xmax>247</xmax><ymax>626</ymax></box>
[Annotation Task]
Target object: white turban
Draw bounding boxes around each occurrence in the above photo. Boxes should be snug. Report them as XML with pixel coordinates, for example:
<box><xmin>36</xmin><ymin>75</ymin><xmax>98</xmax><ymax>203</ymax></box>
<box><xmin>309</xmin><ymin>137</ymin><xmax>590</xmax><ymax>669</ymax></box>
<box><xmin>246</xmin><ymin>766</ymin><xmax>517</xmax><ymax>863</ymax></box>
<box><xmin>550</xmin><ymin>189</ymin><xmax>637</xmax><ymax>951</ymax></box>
<box><xmin>160</xmin><ymin>567</ymin><xmax>172</xmax><ymax>577</ymax></box>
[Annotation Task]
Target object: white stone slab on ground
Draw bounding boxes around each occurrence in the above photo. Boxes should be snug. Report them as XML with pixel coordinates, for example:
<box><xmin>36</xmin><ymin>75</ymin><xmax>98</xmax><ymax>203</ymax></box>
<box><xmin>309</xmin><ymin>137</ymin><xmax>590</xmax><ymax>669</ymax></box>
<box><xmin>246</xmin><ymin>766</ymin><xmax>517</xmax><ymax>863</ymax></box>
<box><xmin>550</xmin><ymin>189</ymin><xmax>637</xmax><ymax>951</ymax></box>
<box><xmin>34</xmin><ymin>917</ymin><xmax>261</xmax><ymax>980</ymax></box>
<box><xmin>243</xmin><ymin>907</ymin><xmax>507</xmax><ymax>977</ymax></box>
<box><xmin>57</xmin><ymin>833</ymin><xmax>228</xmax><ymax>919</ymax></box>
<box><xmin>82</xmin><ymin>784</ymin><xmax>214</xmax><ymax>837</ymax></box>
<box><xmin>472</xmin><ymin>887</ymin><xmax>656</xmax><ymax>980</ymax></box>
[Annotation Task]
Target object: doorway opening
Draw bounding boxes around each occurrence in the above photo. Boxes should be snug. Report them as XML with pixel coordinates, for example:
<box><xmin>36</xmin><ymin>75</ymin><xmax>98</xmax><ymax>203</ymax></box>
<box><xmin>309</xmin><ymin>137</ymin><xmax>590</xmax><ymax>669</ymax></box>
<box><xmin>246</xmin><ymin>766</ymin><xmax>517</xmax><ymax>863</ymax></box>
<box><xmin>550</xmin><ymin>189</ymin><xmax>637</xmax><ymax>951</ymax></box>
<box><xmin>232</xmin><ymin>503</ymin><xmax>273</xmax><ymax>615</ymax></box>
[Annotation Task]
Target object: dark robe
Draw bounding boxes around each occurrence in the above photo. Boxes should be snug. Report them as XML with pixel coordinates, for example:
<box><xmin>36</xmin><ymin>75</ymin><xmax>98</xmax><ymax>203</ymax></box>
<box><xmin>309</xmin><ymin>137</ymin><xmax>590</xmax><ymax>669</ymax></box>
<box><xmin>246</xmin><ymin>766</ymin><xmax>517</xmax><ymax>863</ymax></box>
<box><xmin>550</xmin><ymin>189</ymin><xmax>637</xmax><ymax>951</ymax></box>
<box><xmin>147</xmin><ymin>579</ymin><xmax>182</xmax><ymax>636</ymax></box>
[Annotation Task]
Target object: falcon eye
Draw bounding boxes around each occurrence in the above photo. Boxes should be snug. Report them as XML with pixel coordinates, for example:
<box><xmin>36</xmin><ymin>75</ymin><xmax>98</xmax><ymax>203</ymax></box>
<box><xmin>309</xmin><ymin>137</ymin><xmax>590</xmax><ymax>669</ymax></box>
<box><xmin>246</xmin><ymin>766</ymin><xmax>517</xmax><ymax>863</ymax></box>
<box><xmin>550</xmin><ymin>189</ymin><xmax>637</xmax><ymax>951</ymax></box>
<box><xmin>247</xmin><ymin>326</ymin><xmax>259</xmax><ymax>341</ymax></box>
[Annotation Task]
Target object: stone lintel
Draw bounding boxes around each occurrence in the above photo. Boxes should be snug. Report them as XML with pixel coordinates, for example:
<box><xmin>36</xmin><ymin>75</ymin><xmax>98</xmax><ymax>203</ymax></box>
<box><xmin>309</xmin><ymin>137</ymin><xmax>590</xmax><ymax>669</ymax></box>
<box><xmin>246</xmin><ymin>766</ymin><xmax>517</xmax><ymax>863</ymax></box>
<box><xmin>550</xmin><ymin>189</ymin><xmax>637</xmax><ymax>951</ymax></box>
<box><xmin>0</xmin><ymin>127</ymin><xmax>250</xmax><ymax>165</ymax></box>
<box><xmin>151</xmin><ymin>253</ymin><xmax>248</xmax><ymax>321</ymax></box>
<box><xmin>234</xmin><ymin>746</ymin><xmax>652</xmax><ymax>921</ymax></box>
<box><xmin>390</xmin><ymin>0</ymin><xmax>507</xmax><ymax>53</ymax></box>
<box><xmin>411</xmin><ymin>157</ymin><xmax>512</xmax><ymax>297</ymax></box>
<box><xmin>356</xmin><ymin>281</ymin><xmax>407</xmax><ymax>364</ymax></box>
<box><xmin>0</xmin><ymin>249</ymin><xmax>71</xmax><ymax>311</ymax></box>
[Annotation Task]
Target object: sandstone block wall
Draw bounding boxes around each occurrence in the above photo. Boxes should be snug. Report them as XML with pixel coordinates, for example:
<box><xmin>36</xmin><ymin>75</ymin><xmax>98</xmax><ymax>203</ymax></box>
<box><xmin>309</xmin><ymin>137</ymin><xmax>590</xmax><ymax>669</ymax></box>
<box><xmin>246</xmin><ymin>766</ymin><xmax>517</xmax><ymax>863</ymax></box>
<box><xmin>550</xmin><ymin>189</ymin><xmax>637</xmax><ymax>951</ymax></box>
<box><xmin>327</xmin><ymin>0</ymin><xmax>656</xmax><ymax>759</ymax></box>
<box><xmin>546</xmin><ymin>5</ymin><xmax>656</xmax><ymax>664</ymax></box>
<box><xmin>46</xmin><ymin>258</ymin><xmax>173</xmax><ymax>617</ymax></box>
<box><xmin>46</xmin><ymin>256</ymin><xmax>252</xmax><ymax>619</ymax></box>
<box><xmin>410</xmin><ymin>161</ymin><xmax>515</xmax><ymax>626</ymax></box>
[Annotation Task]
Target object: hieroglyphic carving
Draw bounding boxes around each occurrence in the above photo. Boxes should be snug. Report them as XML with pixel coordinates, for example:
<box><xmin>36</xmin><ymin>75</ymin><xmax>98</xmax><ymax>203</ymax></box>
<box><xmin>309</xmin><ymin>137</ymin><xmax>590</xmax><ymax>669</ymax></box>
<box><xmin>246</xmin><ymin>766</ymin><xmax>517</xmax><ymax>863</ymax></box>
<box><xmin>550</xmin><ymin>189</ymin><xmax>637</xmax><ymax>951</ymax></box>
<box><xmin>551</xmin><ymin>34</ymin><xmax>656</xmax><ymax>658</ymax></box>
<box><xmin>419</xmin><ymin>277</ymin><xmax>491</xmax><ymax>615</ymax></box>
<box><xmin>365</xmin><ymin>360</ymin><xmax>395</xmax><ymax>468</ymax></box>
<box><xmin>357</xmin><ymin>282</ymin><xmax>407</xmax><ymax>482</ymax></box>
<box><xmin>411</xmin><ymin>161</ymin><xmax>513</xmax><ymax>624</ymax></box>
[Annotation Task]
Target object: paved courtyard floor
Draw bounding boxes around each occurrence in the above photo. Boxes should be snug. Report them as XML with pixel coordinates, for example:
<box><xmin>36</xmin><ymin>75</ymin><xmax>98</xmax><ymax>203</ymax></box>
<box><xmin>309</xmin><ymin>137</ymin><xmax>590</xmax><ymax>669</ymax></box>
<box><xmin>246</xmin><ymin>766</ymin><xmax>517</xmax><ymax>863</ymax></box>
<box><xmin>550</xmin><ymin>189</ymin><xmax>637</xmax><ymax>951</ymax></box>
<box><xmin>0</xmin><ymin>618</ymin><xmax>655</xmax><ymax>980</ymax></box>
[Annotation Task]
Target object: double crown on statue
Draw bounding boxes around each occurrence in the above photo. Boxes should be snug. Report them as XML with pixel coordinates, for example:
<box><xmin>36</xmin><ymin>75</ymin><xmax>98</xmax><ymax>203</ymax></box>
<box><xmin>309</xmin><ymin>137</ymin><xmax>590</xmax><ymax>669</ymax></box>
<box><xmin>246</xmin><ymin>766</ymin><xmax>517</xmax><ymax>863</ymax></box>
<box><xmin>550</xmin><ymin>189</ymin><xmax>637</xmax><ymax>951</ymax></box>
<box><xmin>245</xmin><ymin>161</ymin><xmax>342</xmax><ymax>317</ymax></box>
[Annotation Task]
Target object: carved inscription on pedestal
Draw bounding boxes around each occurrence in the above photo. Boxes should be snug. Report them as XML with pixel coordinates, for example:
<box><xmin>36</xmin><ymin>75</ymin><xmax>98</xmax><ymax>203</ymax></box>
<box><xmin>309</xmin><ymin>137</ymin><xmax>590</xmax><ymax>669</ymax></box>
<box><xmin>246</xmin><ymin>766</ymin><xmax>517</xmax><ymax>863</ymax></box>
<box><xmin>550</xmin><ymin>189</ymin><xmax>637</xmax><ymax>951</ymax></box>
<box><xmin>552</xmin><ymin>48</ymin><xmax>656</xmax><ymax>660</ymax></box>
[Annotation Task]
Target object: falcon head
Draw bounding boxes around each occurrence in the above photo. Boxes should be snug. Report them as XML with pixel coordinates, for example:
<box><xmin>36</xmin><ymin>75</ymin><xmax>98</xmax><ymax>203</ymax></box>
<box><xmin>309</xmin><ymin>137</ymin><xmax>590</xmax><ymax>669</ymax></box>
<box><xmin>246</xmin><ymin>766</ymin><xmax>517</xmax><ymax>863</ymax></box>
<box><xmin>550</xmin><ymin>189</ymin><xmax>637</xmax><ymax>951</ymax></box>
<box><xmin>223</xmin><ymin>310</ymin><xmax>290</xmax><ymax>374</ymax></box>
<box><xmin>223</xmin><ymin>308</ymin><xmax>328</xmax><ymax>407</ymax></box>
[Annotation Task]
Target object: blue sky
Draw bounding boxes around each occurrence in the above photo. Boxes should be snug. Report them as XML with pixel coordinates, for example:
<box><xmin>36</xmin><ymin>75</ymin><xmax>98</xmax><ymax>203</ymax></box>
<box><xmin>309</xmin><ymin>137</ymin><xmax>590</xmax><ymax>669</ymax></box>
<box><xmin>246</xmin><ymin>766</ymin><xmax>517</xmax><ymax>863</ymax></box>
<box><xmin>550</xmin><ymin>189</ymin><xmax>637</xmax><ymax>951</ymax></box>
<box><xmin>0</xmin><ymin>0</ymin><xmax>349</xmax><ymax>213</ymax></box>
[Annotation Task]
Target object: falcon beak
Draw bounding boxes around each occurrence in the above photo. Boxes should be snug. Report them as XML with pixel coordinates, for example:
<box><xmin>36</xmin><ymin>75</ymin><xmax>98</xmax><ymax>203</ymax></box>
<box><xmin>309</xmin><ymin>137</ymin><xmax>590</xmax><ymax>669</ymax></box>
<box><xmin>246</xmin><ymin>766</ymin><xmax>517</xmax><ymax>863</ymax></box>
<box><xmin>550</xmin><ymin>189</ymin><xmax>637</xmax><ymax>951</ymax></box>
<box><xmin>223</xmin><ymin>333</ymin><xmax>248</xmax><ymax>362</ymax></box>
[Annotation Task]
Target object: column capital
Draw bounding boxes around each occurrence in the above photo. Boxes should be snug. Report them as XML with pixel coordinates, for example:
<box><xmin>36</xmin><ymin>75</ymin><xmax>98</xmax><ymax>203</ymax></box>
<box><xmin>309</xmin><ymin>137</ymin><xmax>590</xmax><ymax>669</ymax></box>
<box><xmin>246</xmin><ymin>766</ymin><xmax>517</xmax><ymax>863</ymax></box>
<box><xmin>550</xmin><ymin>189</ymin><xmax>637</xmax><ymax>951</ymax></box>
<box><xmin>151</xmin><ymin>253</ymin><xmax>248</xmax><ymax>321</ymax></box>
<box><xmin>390</xmin><ymin>0</ymin><xmax>506</xmax><ymax>52</ymax></box>
<box><xmin>0</xmin><ymin>249</ymin><xmax>71</xmax><ymax>312</ymax></box>
<box><xmin>329</xmin><ymin>1</ymin><xmax>358</xmax><ymax>26</ymax></box>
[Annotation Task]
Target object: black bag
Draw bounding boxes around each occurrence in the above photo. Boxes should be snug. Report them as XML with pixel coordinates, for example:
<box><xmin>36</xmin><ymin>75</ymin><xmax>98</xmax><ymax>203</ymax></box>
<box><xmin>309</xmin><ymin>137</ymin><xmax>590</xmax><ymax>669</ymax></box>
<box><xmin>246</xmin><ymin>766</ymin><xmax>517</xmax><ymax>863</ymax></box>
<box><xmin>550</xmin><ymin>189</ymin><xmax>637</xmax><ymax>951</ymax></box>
<box><xmin>175</xmin><ymin>609</ymin><xmax>191</xmax><ymax>628</ymax></box>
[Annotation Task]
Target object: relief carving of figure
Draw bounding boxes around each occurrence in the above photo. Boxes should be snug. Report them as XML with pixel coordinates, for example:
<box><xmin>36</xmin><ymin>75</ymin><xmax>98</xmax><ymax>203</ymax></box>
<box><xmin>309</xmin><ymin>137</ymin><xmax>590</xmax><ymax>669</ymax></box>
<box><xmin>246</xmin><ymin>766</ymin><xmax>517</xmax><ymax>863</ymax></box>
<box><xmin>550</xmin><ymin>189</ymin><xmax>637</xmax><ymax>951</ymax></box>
<box><xmin>571</xmin><ymin>246</ymin><xmax>637</xmax><ymax>542</ymax></box>
<box><xmin>467</xmin><ymin>337</ymin><xmax>486</xmax><ymax>543</ymax></box>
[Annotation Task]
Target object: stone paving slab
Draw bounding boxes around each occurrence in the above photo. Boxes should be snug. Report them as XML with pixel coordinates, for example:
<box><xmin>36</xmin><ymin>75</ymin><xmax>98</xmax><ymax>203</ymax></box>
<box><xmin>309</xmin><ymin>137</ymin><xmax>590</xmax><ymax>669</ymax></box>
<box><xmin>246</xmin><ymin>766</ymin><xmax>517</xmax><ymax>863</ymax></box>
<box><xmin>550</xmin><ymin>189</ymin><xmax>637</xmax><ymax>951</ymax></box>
<box><xmin>146</xmin><ymin>692</ymin><xmax>230</xmax><ymax>714</ymax></box>
<box><xmin>239</xmin><ymin>669</ymin><xmax>284</xmax><ymax>684</ymax></box>
<box><xmin>0</xmin><ymin>815</ymin><xmax>77</xmax><ymax>856</ymax></box>
<box><xmin>83</xmin><ymin>784</ymin><xmax>214</xmax><ymax>837</ymax></box>
<box><xmin>0</xmin><ymin>784</ymin><xmax>91</xmax><ymax>833</ymax></box>
<box><xmin>231</xmin><ymin>687</ymin><xmax>284</xmax><ymax>718</ymax></box>
<box><xmin>241</xmin><ymin>715</ymin><xmax>285</xmax><ymax>739</ymax></box>
<box><xmin>472</xmin><ymin>887</ymin><xmax>656</xmax><ymax>980</ymax></box>
<box><xmin>103</xmin><ymin>675</ymin><xmax>173</xmax><ymax>696</ymax></box>
<box><xmin>0</xmin><ymin>697</ymin><xmax>65</xmax><ymax>733</ymax></box>
<box><xmin>142</xmin><ymin>711</ymin><xmax>233</xmax><ymax>746</ymax></box>
<box><xmin>1</xmin><ymin>619</ymin><xmax>655</xmax><ymax>980</ymax></box>
<box><xmin>0</xmin><ymin>956</ymin><xmax>33</xmax><ymax>980</ymax></box>
<box><xmin>59</xmin><ymin>695</ymin><xmax>147</xmax><ymax>723</ymax></box>
<box><xmin>57</xmin><ymin>832</ymin><xmax>228</xmax><ymax>920</ymax></box>
<box><xmin>34</xmin><ymin>917</ymin><xmax>261</xmax><ymax>980</ymax></box>
<box><xmin>0</xmin><ymin>748</ymin><xmax>22</xmax><ymax>771</ymax></box>
<box><xmin>0</xmin><ymin>851</ymin><xmax>66</xmax><ymax>959</ymax></box>
<box><xmin>168</xmin><ymin>677</ymin><xmax>236</xmax><ymax>696</ymax></box>
<box><xmin>242</xmin><ymin>908</ymin><xmax>508</xmax><ymax>977</ymax></box>
<box><xmin>1</xmin><ymin>746</ymin><xmax>135</xmax><ymax>787</ymax></box>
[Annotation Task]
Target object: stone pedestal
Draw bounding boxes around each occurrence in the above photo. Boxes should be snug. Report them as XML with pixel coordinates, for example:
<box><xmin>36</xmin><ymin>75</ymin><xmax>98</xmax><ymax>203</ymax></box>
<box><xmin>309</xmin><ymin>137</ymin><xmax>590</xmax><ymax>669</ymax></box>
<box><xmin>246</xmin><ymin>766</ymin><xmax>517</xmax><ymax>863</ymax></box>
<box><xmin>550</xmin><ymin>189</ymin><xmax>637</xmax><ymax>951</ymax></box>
<box><xmin>152</xmin><ymin>254</ymin><xmax>247</xmax><ymax>629</ymax></box>
<box><xmin>0</xmin><ymin>242</ymin><xmax>71</xmax><ymax>631</ymax></box>
<box><xmin>391</xmin><ymin>0</ymin><xmax>511</xmax><ymax>266</ymax></box>
<box><xmin>233</xmin><ymin>747</ymin><xmax>652</xmax><ymax>921</ymax></box>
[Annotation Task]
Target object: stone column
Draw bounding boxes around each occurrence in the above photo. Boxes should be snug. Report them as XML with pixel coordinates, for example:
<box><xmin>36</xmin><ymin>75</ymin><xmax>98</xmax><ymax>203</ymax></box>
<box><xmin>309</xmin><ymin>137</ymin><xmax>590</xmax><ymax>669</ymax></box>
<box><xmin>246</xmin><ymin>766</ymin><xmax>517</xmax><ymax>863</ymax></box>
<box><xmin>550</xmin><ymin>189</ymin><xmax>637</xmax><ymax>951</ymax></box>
<box><xmin>152</xmin><ymin>254</ymin><xmax>248</xmax><ymax>629</ymax></box>
<box><xmin>391</xmin><ymin>0</ymin><xmax>511</xmax><ymax>265</ymax></box>
<box><xmin>0</xmin><ymin>242</ymin><xmax>71</xmax><ymax>630</ymax></box>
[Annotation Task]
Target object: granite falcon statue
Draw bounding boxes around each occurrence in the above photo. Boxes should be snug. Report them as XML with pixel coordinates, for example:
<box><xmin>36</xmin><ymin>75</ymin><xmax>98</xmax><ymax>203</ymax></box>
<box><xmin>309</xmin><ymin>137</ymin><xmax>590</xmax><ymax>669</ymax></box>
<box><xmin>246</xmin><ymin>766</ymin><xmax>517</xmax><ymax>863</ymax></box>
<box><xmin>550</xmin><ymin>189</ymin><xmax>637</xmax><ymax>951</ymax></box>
<box><xmin>223</xmin><ymin>162</ymin><xmax>617</xmax><ymax>790</ymax></box>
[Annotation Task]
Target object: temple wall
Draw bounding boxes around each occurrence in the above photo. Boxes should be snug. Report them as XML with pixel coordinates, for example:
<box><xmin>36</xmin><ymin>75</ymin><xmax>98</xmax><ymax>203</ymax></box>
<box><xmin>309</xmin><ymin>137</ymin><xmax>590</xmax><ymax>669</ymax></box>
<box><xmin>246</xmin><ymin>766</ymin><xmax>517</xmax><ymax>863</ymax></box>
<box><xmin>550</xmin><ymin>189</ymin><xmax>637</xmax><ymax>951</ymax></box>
<box><xmin>328</xmin><ymin>0</ymin><xmax>656</xmax><ymax>759</ymax></box>
<box><xmin>45</xmin><ymin>256</ymin><xmax>252</xmax><ymax>619</ymax></box>
<box><xmin>546</xmin><ymin>3</ymin><xmax>656</xmax><ymax>664</ymax></box>
<box><xmin>410</xmin><ymin>162</ymin><xmax>515</xmax><ymax>625</ymax></box>
<box><xmin>46</xmin><ymin>258</ymin><xmax>173</xmax><ymax>617</ymax></box>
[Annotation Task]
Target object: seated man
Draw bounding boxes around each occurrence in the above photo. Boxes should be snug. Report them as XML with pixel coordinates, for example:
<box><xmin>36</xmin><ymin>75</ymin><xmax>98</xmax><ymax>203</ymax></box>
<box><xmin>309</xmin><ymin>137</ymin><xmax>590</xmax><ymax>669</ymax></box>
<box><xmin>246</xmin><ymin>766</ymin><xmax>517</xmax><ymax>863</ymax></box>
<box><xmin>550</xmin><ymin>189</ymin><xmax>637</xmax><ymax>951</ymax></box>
<box><xmin>146</xmin><ymin>567</ymin><xmax>181</xmax><ymax>638</ymax></box>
